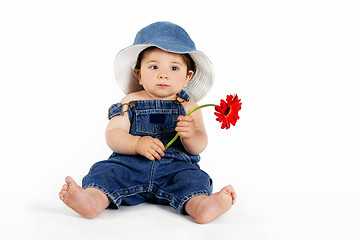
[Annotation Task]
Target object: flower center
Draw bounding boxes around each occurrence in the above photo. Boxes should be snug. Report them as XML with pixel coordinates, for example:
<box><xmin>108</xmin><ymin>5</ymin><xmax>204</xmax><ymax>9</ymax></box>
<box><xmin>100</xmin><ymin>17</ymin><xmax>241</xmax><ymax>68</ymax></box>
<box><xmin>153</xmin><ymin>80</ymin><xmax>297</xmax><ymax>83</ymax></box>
<box><xmin>224</xmin><ymin>106</ymin><xmax>231</xmax><ymax>116</ymax></box>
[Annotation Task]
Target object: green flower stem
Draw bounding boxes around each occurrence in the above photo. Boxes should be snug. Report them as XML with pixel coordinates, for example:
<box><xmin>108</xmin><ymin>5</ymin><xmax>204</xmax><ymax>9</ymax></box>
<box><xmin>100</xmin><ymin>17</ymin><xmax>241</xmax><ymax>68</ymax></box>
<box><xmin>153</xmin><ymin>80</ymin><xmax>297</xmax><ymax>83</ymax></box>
<box><xmin>164</xmin><ymin>104</ymin><xmax>217</xmax><ymax>150</ymax></box>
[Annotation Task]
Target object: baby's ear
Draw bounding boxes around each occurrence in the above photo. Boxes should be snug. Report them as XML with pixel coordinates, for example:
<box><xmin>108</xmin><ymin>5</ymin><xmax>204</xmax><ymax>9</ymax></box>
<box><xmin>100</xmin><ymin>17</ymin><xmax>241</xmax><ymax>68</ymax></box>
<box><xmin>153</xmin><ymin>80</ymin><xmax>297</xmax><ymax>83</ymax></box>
<box><xmin>184</xmin><ymin>70</ymin><xmax>194</xmax><ymax>87</ymax></box>
<box><xmin>134</xmin><ymin>69</ymin><xmax>142</xmax><ymax>85</ymax></box>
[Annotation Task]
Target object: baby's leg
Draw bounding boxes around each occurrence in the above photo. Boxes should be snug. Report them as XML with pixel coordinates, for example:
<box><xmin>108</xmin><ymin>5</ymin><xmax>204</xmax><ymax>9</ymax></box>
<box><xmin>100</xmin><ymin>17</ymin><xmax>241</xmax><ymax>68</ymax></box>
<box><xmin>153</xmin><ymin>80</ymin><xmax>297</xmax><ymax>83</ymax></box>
<box><xmin>185</xmin><ymin>185</ymin><xmax>236</xmax><ymax>224</ymax></box>
<box><xmin>59</xmin><ymin>176</ymin><xmax>110</xmax><ymax>219</ymax></box>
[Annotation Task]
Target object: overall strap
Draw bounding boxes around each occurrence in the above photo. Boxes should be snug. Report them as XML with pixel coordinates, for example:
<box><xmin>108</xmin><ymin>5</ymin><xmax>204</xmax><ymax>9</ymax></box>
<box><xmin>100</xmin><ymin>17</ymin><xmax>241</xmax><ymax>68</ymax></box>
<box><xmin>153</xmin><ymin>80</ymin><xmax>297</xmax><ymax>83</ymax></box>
<box><xmin>173</xmin><ymin>90</ymin><xmax>190</xmax><ymax>104</ymax></box>
<box><xmin>177</xmin><ymin>89</ymin><xmax>190</xmax><ymax>101</ymax></box>
<box><xmin>108</xmin><ymin>101</ymin><xmax>135</xmax><ymax>119</ymax></box>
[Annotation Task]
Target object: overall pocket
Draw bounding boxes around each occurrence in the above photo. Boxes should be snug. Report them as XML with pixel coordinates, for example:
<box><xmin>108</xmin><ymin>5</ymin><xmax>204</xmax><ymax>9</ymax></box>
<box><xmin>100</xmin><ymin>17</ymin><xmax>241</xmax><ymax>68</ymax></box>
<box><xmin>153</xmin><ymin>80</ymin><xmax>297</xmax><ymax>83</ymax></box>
<box><xmin>134</xmin><ymin>109</ymin><xmax>179</xmax><ymax>136</ymax></box>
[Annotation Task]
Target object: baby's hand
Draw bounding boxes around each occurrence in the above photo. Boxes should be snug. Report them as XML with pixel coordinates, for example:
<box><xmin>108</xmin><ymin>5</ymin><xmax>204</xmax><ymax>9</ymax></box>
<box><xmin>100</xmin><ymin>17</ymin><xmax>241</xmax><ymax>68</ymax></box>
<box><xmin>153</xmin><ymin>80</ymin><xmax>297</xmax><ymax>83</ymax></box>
<box><xmin>175</xmin><ymin>115</ymin><xmax>196</xmax><ymax>139</ymax></box>
<box><xmin>135</xmin><ymin>136</ymin><xmax>165</xmax><ymax>161</ymax></box>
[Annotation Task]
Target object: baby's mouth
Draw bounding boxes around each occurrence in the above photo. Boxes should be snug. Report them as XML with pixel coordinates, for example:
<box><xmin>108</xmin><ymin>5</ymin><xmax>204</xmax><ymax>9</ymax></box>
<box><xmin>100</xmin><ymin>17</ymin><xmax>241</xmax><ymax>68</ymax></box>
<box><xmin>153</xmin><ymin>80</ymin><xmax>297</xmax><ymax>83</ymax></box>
<box><xmin>156</xmin><ymin>84</ymin><xmax>169</xmax><ymax>88</ymax></box>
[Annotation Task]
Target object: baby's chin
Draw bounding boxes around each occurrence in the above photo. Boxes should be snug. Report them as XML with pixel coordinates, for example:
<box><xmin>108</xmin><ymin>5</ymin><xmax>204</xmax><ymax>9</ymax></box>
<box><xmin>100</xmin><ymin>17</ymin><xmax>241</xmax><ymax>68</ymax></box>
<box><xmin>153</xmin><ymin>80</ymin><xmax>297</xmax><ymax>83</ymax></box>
<box><xmin>146</xmin><ymin>90</ymin><xmax>179</xmax><ymax>100</ymax></box>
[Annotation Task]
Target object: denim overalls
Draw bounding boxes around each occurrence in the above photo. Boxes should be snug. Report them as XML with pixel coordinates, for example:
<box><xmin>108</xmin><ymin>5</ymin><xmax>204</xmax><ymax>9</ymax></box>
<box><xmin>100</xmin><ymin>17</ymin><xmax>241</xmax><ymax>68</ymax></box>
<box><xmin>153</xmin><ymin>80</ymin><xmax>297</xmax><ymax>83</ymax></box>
<box><xmin>82</xmin><ymin>90</ymin><xmax>213</xmax><ymax>214</ymax></box>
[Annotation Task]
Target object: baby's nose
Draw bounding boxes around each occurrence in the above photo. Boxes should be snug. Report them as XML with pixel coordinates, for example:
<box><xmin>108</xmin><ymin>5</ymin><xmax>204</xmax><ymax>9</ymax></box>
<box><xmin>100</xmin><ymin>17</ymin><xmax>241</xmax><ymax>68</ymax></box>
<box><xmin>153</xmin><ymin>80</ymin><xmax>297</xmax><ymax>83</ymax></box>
<box><xmin>158</xmin><ymin>72</ymin><xmax>168</xmax><ymax>79</ymax></box>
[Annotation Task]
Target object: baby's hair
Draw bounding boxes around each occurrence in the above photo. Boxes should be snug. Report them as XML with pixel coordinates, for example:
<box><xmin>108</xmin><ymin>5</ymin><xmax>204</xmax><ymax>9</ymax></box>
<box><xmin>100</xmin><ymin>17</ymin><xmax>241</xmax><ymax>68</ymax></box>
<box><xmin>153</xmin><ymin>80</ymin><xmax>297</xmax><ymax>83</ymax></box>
<box><xmin>134</xmin><ymin>46</ymin><xmax>196</xmax><ymax>75</ymax></box>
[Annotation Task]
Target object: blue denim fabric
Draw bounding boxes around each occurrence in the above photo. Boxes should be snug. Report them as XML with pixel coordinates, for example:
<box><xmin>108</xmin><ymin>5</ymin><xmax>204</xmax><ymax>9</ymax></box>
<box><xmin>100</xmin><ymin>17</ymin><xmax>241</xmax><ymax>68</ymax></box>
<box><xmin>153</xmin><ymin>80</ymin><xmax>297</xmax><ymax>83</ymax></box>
<box><xmin>82</xmin><ymin>90</ymin><xmax>213</xmax><ymax>214</ymax></box>
<box><xmin>133</xmin><ymin>21</ymin><xmax>196</xmax><ymax>54</ymax></box>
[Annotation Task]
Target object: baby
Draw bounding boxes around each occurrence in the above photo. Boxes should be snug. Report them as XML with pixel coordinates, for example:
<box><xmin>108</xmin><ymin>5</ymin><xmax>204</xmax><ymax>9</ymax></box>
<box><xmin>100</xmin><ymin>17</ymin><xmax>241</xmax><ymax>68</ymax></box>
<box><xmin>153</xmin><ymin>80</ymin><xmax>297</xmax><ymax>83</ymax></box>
<box><xmin>59</xmin><ymin>22</ymin><xmax>236</xmax><ymax>224</ymax></box>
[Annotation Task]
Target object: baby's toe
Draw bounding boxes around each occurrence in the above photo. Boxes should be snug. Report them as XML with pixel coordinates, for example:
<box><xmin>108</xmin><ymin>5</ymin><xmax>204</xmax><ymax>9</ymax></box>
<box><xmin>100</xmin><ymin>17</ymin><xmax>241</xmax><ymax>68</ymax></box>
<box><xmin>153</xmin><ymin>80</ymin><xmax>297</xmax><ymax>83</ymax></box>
<box><xmin>231</xmin><ymin>192</ymin><xmax>237</xmax><ymax>204</ymax></box>
<box><xmin>65</xmin><ymin>176</ymin><xmax>76</xmax><ymax>186</ymax></box>
<box><xmin>61</xmin><ymin>183</ymin><xmax>68</xmax><ymax>191</ymax></box>
<box><xmin>59</xmin><ymin>191</ymin><xmax>65</xmax><ymax>200</ymax></box>
<box><xmin>222</xmin><ymin>185</ymin><xmax>235</xmax><ymax>194</ymax></box>
<box><xmin>59</xmin><ymin>184</ymin><xmax>68</xmax><ymax>197</ymax></box>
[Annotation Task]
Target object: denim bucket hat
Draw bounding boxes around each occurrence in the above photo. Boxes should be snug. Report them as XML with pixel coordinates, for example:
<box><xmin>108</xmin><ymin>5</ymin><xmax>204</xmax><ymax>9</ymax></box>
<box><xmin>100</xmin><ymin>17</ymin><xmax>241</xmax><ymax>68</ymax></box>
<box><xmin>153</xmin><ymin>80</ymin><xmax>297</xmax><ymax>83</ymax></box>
<box><xmin>114</xmin><ymin>21</ymin><xmax>214</xmax><ymax>102</ymax></box>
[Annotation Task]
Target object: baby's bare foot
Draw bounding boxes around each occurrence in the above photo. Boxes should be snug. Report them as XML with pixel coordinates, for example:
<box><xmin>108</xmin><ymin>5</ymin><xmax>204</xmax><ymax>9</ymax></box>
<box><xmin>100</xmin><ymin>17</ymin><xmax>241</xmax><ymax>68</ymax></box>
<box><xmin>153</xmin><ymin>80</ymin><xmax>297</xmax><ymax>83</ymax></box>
<box><xmin>59</xmin><ymin>176</ymin><xmax>108</xmax><ymax>219</ymax></box>
<box><xmin>186</xmin><ymin>185</ymin><xmax>236</xmax><ymax>224</ymax></box>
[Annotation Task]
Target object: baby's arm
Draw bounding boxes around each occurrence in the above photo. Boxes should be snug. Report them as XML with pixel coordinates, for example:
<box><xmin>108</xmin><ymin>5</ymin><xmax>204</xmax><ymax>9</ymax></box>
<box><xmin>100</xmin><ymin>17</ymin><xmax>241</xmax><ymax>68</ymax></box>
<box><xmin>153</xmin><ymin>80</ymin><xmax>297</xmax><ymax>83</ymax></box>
<box><xmin>176</xmin><ymin>101</ymin><xmax>208</xmax><ymax>155</ymax></box>
<box><xmin>105</xmin><ymin>114</ymin><xmax>139</xmax><ymax>155</ymax></box>
<box><xmin>106</xmin><ymin>115</ymin><xmax>165</xmax><ymax>160</ymax></box>
<box><xmin>105</xmin><ymin>95</ymin><xmax>165</xmax><ymax>160</ymax></box>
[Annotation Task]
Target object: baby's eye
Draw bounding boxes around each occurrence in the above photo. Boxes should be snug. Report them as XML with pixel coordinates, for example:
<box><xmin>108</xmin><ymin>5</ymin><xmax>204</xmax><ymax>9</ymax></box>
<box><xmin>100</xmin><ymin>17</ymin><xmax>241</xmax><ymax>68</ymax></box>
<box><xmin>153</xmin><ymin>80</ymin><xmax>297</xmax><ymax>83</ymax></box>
<box><xmin>150</xmin><ymin>65</ymin><xmax>158</xmax><ymax>70</ymax></box>
<box><xmin>171</xmin><ymin>66</ymin><xmax>179</xmax><ymax>71</ymax></box>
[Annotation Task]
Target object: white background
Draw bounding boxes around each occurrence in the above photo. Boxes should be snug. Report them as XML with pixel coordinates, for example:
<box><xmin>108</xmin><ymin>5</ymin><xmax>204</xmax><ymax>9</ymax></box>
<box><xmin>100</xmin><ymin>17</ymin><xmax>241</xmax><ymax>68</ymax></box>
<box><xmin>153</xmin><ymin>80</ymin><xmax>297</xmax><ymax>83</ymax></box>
<box><xmin>1</xmin><ymin>0</ymin><xmax>359</xmax><ymax>239</ymax></box>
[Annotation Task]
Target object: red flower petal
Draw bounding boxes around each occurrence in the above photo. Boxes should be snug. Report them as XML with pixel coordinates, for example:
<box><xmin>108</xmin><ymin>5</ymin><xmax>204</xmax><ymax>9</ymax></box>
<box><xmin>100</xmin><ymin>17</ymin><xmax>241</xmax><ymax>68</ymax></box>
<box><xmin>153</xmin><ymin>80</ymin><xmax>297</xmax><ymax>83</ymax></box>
<box><xmin>214</xmin><ymin>94</ymin><xmax>242</xmax><ymax>129</ymax></box>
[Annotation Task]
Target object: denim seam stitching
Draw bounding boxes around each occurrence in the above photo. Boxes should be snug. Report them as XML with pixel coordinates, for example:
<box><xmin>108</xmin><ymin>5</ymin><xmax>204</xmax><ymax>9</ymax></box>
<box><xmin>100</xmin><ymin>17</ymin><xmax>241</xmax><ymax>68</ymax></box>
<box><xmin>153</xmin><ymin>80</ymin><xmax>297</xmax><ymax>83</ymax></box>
<box><xmin>119</xmin><ymin>184</ymin><xmax>148</xmax><ymax>197</ymax></box>
<box><xmin>154</xmin><ymin>190</ymin><xmax>175</xmax><ymax>207</ymax></box>
<box><xmin>148</xmin><ymin>161</ymin><xmax>156</xmax><ymax>192</ymax></box>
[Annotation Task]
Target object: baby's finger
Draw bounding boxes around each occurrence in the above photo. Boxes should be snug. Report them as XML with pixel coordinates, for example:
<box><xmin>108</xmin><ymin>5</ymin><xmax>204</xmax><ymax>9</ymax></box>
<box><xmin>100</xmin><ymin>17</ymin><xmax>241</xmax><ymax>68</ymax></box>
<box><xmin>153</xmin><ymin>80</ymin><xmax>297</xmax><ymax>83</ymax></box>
<box><xmin>178</xmin><ymin>115</ymin><xmax>193</xmax><ymax>122</ymax></box>
<box><xmin>151</xmin><ymin>144</ymin><xmax>164</xmax><ymax>158</ymax></box>
<box><xmin>176</xmin><ymin>130</ymin><xmax>191</xmax><ymax>139</ymax></box>
<box><xmin>144</xmin><ymin>151</ymin><xmax>157</xmax><ymax>161</ymax></box>
<box><xmin>153</xmin><ymin>138</ymin><xmax>165</xmax><ymax>151</ymax></box>
<box><xmin>175</xmin><ymin>126</ymin><xmax>186</xmax><ymax>133</ymax></box>
<box><xmin>150</xmin><ymin>148</ymin><xmax>162</xmax><ymax>160</ymax></box>
<box><xmin>176</xmin><ymin>121</ymin><xmax>190</xmax><ymax>128</ymax></box>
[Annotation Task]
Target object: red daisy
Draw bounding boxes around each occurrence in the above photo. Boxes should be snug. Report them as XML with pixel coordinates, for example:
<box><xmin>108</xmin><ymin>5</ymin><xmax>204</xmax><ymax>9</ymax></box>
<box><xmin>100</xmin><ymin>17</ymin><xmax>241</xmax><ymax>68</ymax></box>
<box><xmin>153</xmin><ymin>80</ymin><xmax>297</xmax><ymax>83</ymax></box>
<box><xmin>214</xmin><ymin>94</ymin><xmax>242</xmax><ymax>129</ymax></box>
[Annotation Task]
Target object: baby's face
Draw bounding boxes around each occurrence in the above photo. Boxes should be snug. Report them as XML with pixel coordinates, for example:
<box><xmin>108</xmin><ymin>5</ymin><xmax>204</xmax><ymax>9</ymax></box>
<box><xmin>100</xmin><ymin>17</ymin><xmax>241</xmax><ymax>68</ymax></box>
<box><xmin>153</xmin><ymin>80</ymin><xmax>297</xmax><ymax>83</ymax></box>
<box><xmin>135</xmin><ymin>48</ymin><xmax>193</xmax><ymax>100</ymax></box>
